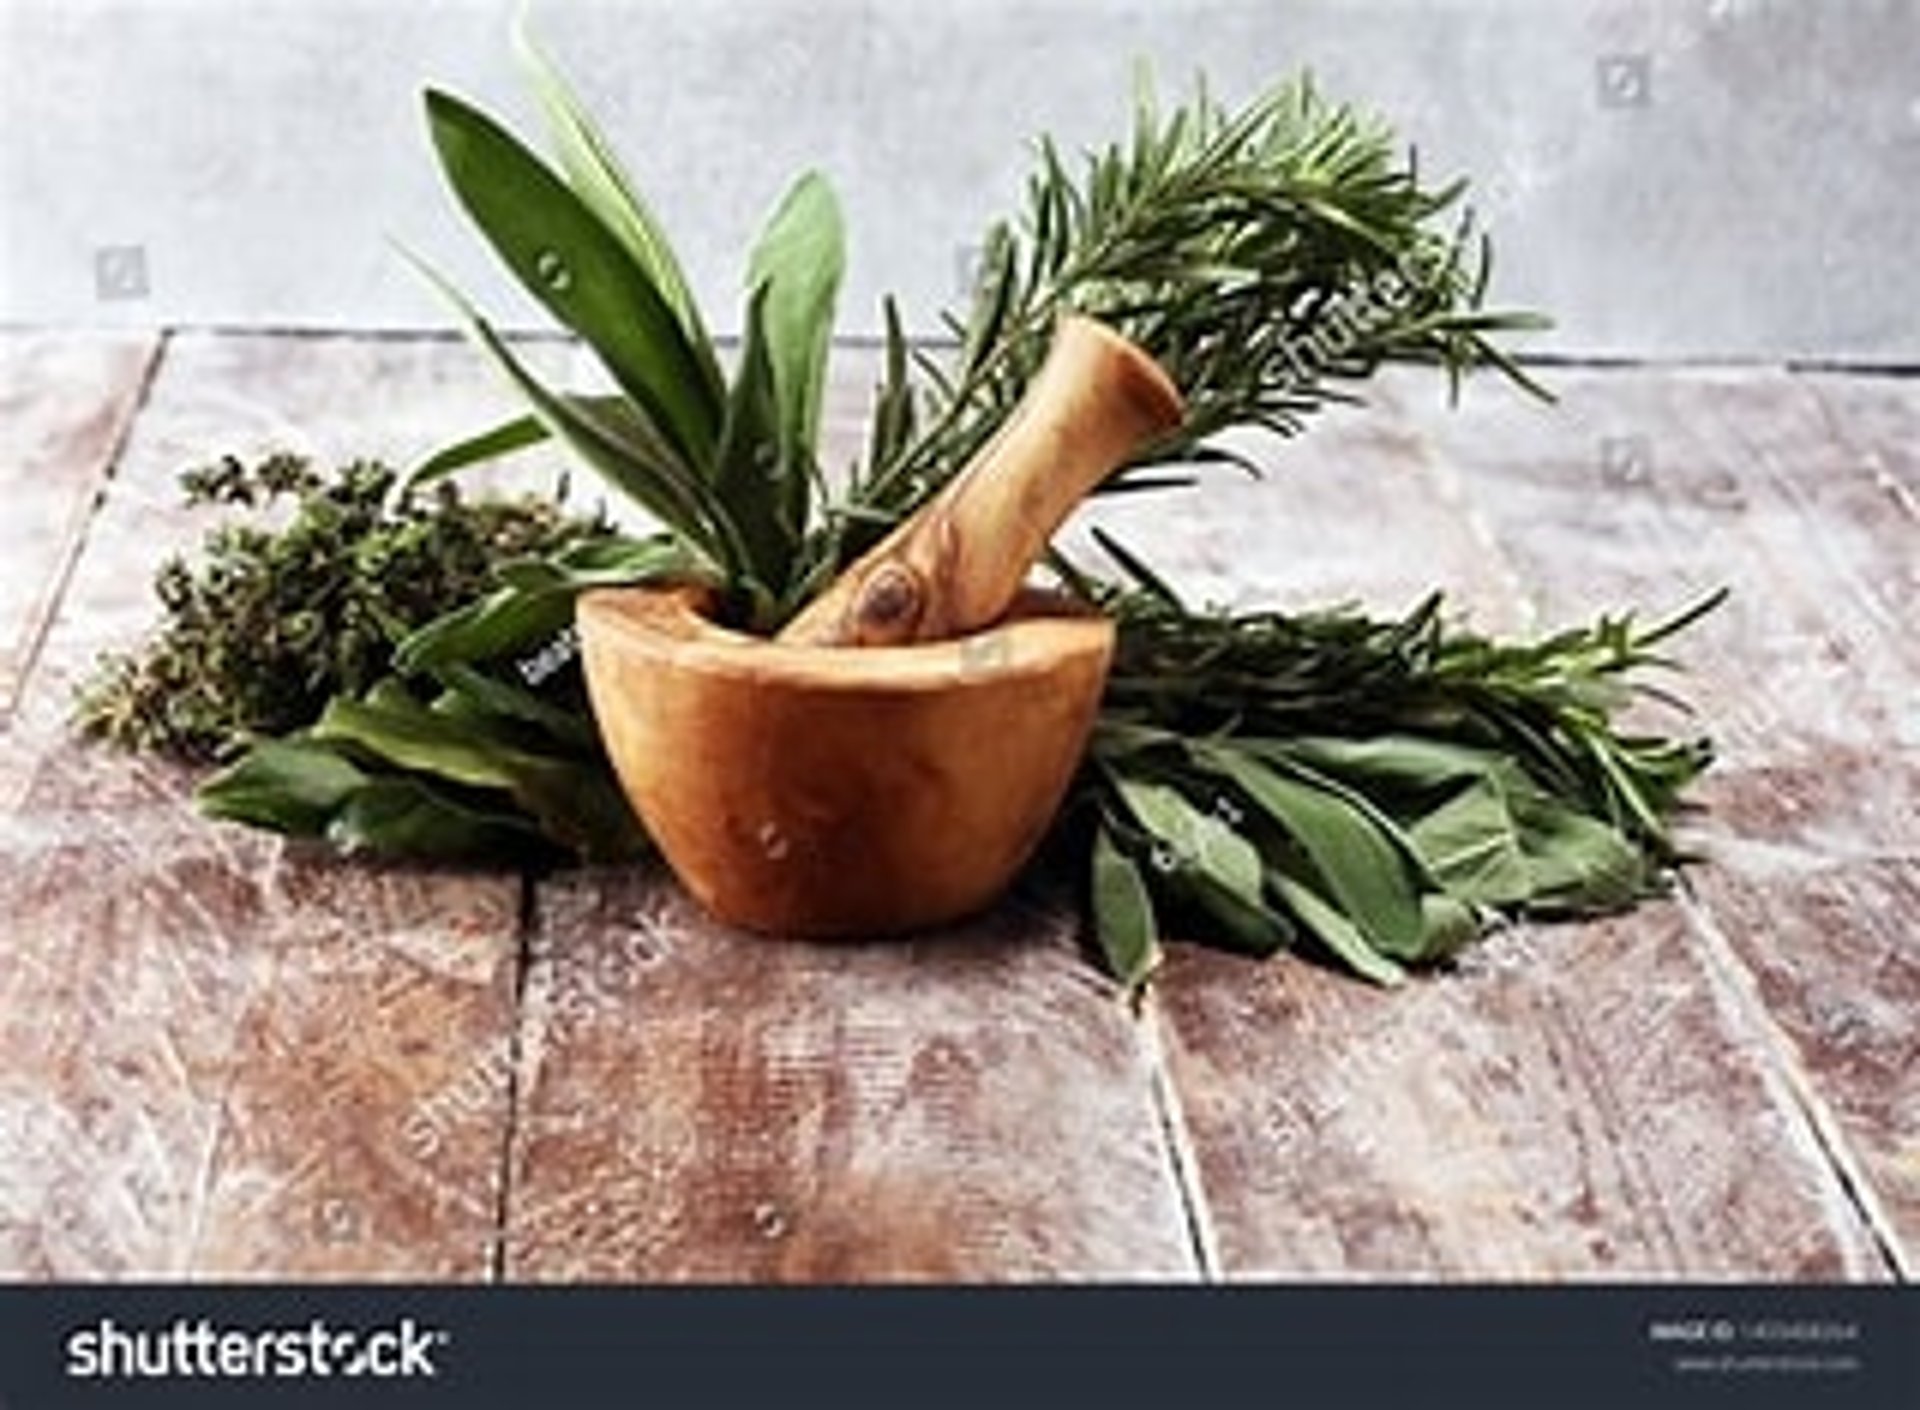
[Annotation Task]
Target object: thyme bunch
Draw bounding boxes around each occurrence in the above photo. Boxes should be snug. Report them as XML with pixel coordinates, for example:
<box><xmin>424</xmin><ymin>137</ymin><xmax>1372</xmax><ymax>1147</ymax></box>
<box><xmin>76</xmin><ymin>453</ymin><xmax>607</xmax><ymax>760</ymax></box>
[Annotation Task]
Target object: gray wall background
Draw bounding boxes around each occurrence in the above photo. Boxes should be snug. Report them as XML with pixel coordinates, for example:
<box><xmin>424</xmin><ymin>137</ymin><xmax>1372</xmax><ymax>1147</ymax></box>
<box><xmin>2</xmin><ymin>0</ymin><xmax>1914</xmax><ymax>362</ymax></box>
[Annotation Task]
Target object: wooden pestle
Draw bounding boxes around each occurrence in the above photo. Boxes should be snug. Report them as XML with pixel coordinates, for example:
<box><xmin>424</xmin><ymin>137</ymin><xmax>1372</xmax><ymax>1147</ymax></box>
<box><xmin>777</xmin><ymin>315</ymin><xmax>1184</xmax><ymax>647</ymax></box>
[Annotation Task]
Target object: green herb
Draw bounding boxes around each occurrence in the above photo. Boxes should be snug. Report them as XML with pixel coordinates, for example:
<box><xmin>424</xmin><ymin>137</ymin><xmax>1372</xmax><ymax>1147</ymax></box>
<box><xmin>406</xmin><ymin>7</ymin><xmax>845</xmax><ymax>631</ymax></box>
<box><xmin>74</xmin><ymin>453</ymin><xmax>605</xmax><ymax>760</ymax></box>
<box><xmin>1079</xmin><ymin>582</ymin><xmax>1723</xmax><ymax>985</ymax></box>
<box><xmin>853</xmin><ymin>69</ymin><xmax>1547</xmax><ymax>535</ymax></box>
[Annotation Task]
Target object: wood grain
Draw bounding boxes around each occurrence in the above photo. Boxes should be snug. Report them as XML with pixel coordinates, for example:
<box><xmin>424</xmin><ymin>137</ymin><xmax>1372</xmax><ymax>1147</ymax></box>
<box><xmin>1398</xmin><ymin>365</ymin><xmax>1916</xmax><ymax>1273</ymax></box>
<box><xmin>0</xmin><ymin>332</ymin><xmax>531</xmax><ymax>1277</ymax></box>
<box><xmin>1154</xmin><ymin>909</ymin><xmax>1886</xmax><ymax>1279</ymax></box>
<box><xmin>0</xmin><ymin>331</ymin><xmax>158</xmax><ymax>721</ymax></box>
<box><xmin>503</xmin><ymin>872</ymin><xmax>1199</xmax><ymax>1280</ymax></box>
<box><xmin>1065</xmin><ymin>379</ymin><xmax>1527</xmax><ymax>628</ymax></box>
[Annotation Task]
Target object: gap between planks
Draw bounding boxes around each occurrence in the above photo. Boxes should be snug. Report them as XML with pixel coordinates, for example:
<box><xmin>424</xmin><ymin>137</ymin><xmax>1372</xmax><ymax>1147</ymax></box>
<box><xmin>1678</xmin><ymin>889</ymin><xmax>1910</xmax><ymax>1280</ymax></box>
<box><xmin>484</xmin><ymin>872</ymin><xmax>541</xmax><ymax>1283</ymax></box>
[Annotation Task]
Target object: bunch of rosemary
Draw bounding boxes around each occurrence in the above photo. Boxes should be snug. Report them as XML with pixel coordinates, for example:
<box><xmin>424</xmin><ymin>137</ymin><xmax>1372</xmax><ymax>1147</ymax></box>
<box><xmin>80</xmin><ymin>23</ymin><xmax>1717</xmax><ymax>986</ymax></box>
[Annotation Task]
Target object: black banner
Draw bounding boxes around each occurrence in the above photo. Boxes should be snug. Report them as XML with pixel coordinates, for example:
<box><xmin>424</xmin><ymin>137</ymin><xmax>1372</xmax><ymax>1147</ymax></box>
<box><xmin>1</xmin><ymin>1283</ymin><xmax>1912</xmax><ymax>1409</ymax></box>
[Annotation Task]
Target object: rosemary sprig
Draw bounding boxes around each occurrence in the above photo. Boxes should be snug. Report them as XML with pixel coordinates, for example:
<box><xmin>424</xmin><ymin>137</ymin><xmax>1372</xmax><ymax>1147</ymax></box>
<box><xmin>850</xmin><ymin>70</ymin><xmax>1548</xmax><ymax>537</ymax></box>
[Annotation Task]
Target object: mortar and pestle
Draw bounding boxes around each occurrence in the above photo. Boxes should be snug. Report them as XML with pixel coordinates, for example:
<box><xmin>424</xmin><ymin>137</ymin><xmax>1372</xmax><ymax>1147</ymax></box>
<box><xmin>576</xmin><ymin>316</ymin><xmax>1182</xmax><ymax>935</ymax></box>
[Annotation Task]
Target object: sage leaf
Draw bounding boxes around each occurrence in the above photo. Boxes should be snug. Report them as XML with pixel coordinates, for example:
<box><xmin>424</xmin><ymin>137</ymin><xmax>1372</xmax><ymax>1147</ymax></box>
<box><xmin>408</xmin><ymin>393</ymin><xmax>652</xmax><ymax>486</ymax></box>
<box><xmin>397</xmin><ymin>582</ymin><xmax>577</xmax><ymax>675</ymax></box>
<box><xmin>327</xmin><ymin>775</ymin><xmax>552</xmax><ymax>859</ymax></box>
<box><xmin>1091</xmin><ymin>825</ymin><xmax>1162</xmax><ymax>990</ymax></box>
<box><xmin>1267</xmin><ymin>861</ymin><xmax>1407</xmax><ymax>987</ymax></box>
<box><xmin>424</xmin><ymin>87</ymin><xmax>722</xmax><ymax>468</ymax></box>
<box><xmin>1209</xmin><ymin>750</ymin><xmax>1426</xmax><ymax>957</ymax></box>
<box><xmin>400</xmin><ymin>251</ymin><xmax>744</xmax><ymax>574</ymax></box>
<box><xmin>1417</xmin><ymin>892</ymin><xmax>1482</xmax><ymax>962</ymax></box>
<box><xmin>396</xmin><ymin>534</ymin><xmax>688</xmax><ymax>675</ymax></box>
<box><xmin>1115</xmin><ymin>776</ymin><xmax>1264</xmax><ymax>906</ymax></box>
<box><xmin>711</xmin><ymin>285</ymin><xmax>795</xmax><ymax>591</ymax></box>
<box><xmin>408</xmin><ymin>410</ymin><xmax>552</xmax><ymax>485</ymax></box>
<box><xmin>434</xmin><ymin>665</ymin><xmax>599</xmax><ymax>753</ymax></box>
<box><xmin>510</xmin><ymin>6</ymin><xmax>718</xmax><ymax>391</ymax></box>
<box><xmin>746</xmin><ymin>170</ymin><xmax>845</xmax><ymax>466</ymax></box>
<box><xmin>197</xmin><ymin>738</ymin><xmax>369</xmax><ymax>836</ymax></box>
<box><xmin>311</xmin><ymin>680</ymin><xmax>626</xmax><ymax>854</ymax></box>
<box><xmin>1508</xmin><ymin>789</ymin><xmax>1647</xmax><ymax>911</ymax></box>
<box><xmin>1403</xmin><ymin>769</ymin><xmax>1536</xmax><ymax>907</ymax></box>
<box><xmin>1114</xmin><ymin>774</ymin><xmax>1289</xmax><ymax>954</ymax></box>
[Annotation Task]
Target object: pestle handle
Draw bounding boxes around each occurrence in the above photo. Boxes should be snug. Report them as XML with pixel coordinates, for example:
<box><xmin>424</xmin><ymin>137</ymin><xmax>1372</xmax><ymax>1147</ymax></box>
<box><xmin>777</xmin><ymin>315</ymin><xmax>1184</xmax><ymax>647</ymax></box>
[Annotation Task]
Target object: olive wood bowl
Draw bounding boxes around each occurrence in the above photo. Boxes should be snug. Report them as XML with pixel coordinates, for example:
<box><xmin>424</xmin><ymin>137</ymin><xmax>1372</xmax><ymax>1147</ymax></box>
<box><xmin>577</xmin><ymin>583</ymin><xmax>1113</xmax><ymax>936</ymax></box>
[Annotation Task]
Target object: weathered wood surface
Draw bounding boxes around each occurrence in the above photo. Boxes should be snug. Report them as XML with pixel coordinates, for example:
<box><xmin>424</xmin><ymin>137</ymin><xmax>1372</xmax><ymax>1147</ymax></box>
<box><xmin>506</xmin><ymin>873</ymin><xmax>1197</xmax><ymax>1280</ymax></box>
<box><xmin>1</xmin><ymin>329</ymin><xmax>1912</xmax><ymax>1282</ymax></box>
<box><xmin>1</xmin><ymin>332</ymin><xmax>529</xmax><ymax>1277</ymax></box>
<box><xmin>1396</xmin><ymin>365</ymin><xmax>1918</xmax><ymax>1275</ymax></box>
<box><xmin>0</xmin><ymin>333</ymin><xmax>159</xmax><ymax>729</ymax></box>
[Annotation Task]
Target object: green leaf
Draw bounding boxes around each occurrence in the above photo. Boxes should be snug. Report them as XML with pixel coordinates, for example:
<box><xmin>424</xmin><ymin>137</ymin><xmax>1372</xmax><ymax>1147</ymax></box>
<box><xmin>434</xmin><ymin>664</ymin><xmax>599</xmax><ymax>752</ymax></box>
<box><xmin>406</xmin><ymin>394</ymin><xmax>659</xmax><ymax>486</ymax></box>
<box><xmin>1275</xmin><ymin>734</ymin><xmax>1505</xmax><ymax>796</ymax></box>
<box><xmin>196</xmin><ymin>738</ymin><xmax>369</xmax><ymax>836</ymax></box>
<box><xmin>311</xmin><ymin>679</ymin><xmax>626</xmax><ymax>855</ymax></box>
<box><xmin>1417</xmin><ymin>891</ymin><xmax>1482</xmax><ymax>962</ymax></box>
<box><xmin>326</xmin><ymin>775</ymin><xmax>553</xmax><ymax>859</ymax></box>
<box><xmin>511</xmin><ymin>6</ymin><xmax>718</xmax><ymax>391</ymax></box>
<box><xmin>1403</xmin><ymin>769</ymin><xmax>1536</xmax><ymax>907</ymax></box>
<box><xmin>711</xmin><ymin>284</ymin><xmax>797</xmax><ymax>591</ymax></box>
<box><xmin>746</xmin><ymin>170</ymin><xmax>844</xmax><ymax>464</ymax></box>
<box><xmin>314</xmin><ymin>682</ymin><xmax>552</xmax><ymax>794</ymax></box>
<box><xmin>1508</xmin><ymin>789</ymin><xmax>1647</xmax><ymax>911</ymax></box>
<box><xmin>1114</xmin><ymin>774</ymin><xmax>1289</xmax><ymax>954</ymax></box>
<box><xmin>1116</xmin><ymin>776</ymin><xmax>1263</xmax><ymax>904</ymax></box>
<box><xmin>1208</xmin><ymin>750</ymin><xmax>1426</xmax><ymax>957</ymax></box>
<box><xmin>408</xmin><ymin>410</ymin><xmax>551</xmax><ymax>485</ymax></box>
<box><xmin>395</xmin><ymin>534</ymin><xmax>689</xmax><ymax>674</ymax></box>
<box><xmin>399</xmin><ymin>250</ymin><xmax>744</xmax><ymax>572</ymax></box>
<box><xmin>1267</xmin><ymin>861</ymin><xmax>1407</xmax><ymax>987</ymax></box>
<box><xmin>1091</xmin><ymin>825</ymin><xmax>1161</xmax><ymax>990</ymax></box>
<box><xmin>423</xmin><ymin>87</ymin><xmax>722</xmax><ymax>468</ymax></box>
<box><xmin>865</xmin><ymin>295</ymin><xmax>917</xmax><ymax>482</ymax></box>
<box><xmin>397</xmin><ymin>582</ymin><xmax>576</xmax><ymax>675</ymax></box>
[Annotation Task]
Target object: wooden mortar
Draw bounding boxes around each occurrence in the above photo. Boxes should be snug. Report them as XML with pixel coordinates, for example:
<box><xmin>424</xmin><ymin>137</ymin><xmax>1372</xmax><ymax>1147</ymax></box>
<box><xmin>578</xmin><ymin>586</ymin><xmax>1112</xmax><ymax>934</ymax></box>
<box><xmin>578</xmin><ymin>315</ymin><xmax>1183</xmax><ymax>935</ymax></box>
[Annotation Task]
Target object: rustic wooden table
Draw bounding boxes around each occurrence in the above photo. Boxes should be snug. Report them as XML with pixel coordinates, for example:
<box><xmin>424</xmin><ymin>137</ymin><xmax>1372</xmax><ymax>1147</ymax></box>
<box><xmin>1</xmin><ymin>329</ymin><xmax>1913</xmax><ymax>1282</ymax></box>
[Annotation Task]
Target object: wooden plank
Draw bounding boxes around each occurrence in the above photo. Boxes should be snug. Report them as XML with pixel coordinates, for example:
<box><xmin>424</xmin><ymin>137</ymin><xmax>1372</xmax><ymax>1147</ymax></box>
<box><xmin>1066</xmin><ymin>384</ymin><xmax>1526</xmax><ymax>626</ymax></box>
<box><xmin>1684</xmin><ymin>857</ymin><xmax>1920</xmax><ymax>1274</ymax></box>
<box><xmin>0</xmin><ymin>331</ymin><xmax>532</xmax><ymax>1278</ymax></box>
<box><xmin>0</xmin><ymin>330</ymin><xmax>159</xmax><ymax>721</ymax></box>
<box><xmin>1799</xmin><ymin>371</ymin><xmax>1920</xmax><ymax>492</ymax></box>
<box><xmin>503</xmin><ymin>873</ymin><xmax>1199</xmax><ymax>1280</ymax></box>
<box><xmin>0</xmin><ymin>825</ymin><xmax>522</xmax><ymax>1278</ymax></box>
<box><xmin>1155</xmin><ymin>908</ymin><xmax>1886</xmax><ymax>1278</ymax></box>
<box><xmin>1396</xmin><ymin>365</ymin><xmax>1915</xmax><ymax>1272</ymax></box>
